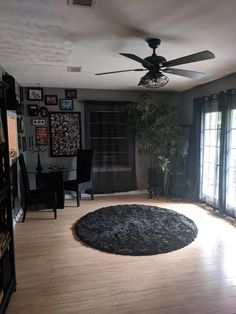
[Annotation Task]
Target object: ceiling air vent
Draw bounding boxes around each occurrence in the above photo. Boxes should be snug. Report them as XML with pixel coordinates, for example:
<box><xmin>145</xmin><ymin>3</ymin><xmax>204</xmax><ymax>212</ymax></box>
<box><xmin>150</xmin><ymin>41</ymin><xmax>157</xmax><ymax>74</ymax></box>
<box><xmin>67</xmin><ymin>66</ymin><xmax>82</xmax><ymax>73</ymax></box>
<box><xmin>67</xmin><ymin>0</ymin><xmax>94</xmax><ymax>7</ymax></box>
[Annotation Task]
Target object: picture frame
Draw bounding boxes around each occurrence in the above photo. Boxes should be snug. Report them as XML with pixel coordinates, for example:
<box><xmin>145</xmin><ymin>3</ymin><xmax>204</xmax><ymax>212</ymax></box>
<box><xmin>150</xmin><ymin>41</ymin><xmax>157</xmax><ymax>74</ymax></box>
<box><xmin>45</xmin><ymin>95</ymin><xmax>58</xmax><ymax>106</ymax></box>
<box><xmin>60</xmin><ymin>99</ymin><xmax>73</xmax><ymax>111</ymax></box>
<box><xmin>18</xmin><ymin>135</ymin><xmax>22</xmax><ymax>150</ymax></box>
<box><xmin>17</xmin><ymin>117</ymin><xmax>24</xmax><ymax>133</ymax></box>
<box><xmin>22</xmin><ymin>136</ymin><xmax>26</xmax><ymax>152</ymax></box>
<box><xmin>49</xmin><ymin>112</ymin><xmax>81</xmax><ymax>157</ymax></box>
<box><xmin>35</xmin><ymin>127</ymin><xmax>48</xmax><ymax>146</ymax></box>
<box><xmin>28</xmin><ymin>104</ymin><xmax>39</xmax><ymax>117</ymax></box>
<box><xmin>39</xmin><ymin>106</ymin><xmax>48</xmax><ymax>118</ymax></box>
<box><xmin>65</xmin><ymin>89</ymin><xmax>77</xmax><ymax>99</ymax></box>
<box><xmin>20</xmin><ymin>86</ymin><xmax>24</xmax><ymax>102</ymax></box>
<box><xmin>16</xmin><ymin>102</ymin><xmax>24</xmax><ymax>115</ymax></box>
<box><xmin>27</xmin><ymin>87</ymin><xmax>43</xmax><ymax>101</ymax></box>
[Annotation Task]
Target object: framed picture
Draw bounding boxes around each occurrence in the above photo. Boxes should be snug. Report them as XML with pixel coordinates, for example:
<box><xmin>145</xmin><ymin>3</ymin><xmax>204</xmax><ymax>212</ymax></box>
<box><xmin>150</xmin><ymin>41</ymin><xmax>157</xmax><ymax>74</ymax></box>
<box><xmin>20</xmin><ymin>86</ymin><xmax>24</xmax><ymax>102</ymax></box>
<box><xmin>17</xmin><ymin>117</ymin><xmax>24</xmax><ymax>133</ymax></box>
<box><xmin>65</xmin><ymin>89</ymin><xmax>77</xmax><ymax>99</ymax></box>
<box><xmin>49</xmin><ymin>112</ymin><xmax>81</xmax><ymax>157</ymax></box>
<box><xmin>22</xmin><ymin>137</ymin><xmax>26</xmax><ymax>152</ymax></box>
<box><xmin>60</xmin><ymin>99</ymin><xmax>73</xmax><ymax>111</ymax></box>
<box><xmin>18</xmin><ymin>135</ymin><xmax>22</xmax><ymax>150</ymax></box>
<box><xmin>39</xmin><ymin>106</ymin><xmax>48</xmax><ymax>117</ymax></box>
<box><xmin>45</xmin><ymin>95</ymin><xmax>58</xmax><ymax>106</ymax></box>
<box><xmin>35</xmin><ymin>127</ymin><xmax>48</xmax><ymax>146</ymax></box>
<box><xmin>28</xmin><ymin>104</ymin><xmax>39</xmax><ymax>117</ymax></box>
<box><xmin>16</xmin><ymin>102</ymin><xmax>24</xmax><ymax>115</ymax></box>
<box><xmin>27</xmin><ymin>87</ymin><xmax>43</xmax><ymax>101</ymax></box>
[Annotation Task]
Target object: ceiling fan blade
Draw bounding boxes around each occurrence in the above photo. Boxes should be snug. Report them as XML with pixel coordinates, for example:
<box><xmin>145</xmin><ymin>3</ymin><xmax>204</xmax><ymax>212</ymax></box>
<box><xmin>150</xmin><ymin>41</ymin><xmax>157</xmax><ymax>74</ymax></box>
<box><xmin>119</xmin><ymin>53</ymin><xmax>153</xmax><ymax>68</ymax></box>
<box><xmin>164</xmin><ymin>50</ymin><xmax>215</xmax><ymax>67</ymax></box>
<box><xmin>95</xmin><ymin>68</ymin><xmax>147</xmax><ymax>75</ymax></box>
<box><xmin>163</xmin><ymin>68</ymin><xmax>206</xmax><ymax>79</ymax></box>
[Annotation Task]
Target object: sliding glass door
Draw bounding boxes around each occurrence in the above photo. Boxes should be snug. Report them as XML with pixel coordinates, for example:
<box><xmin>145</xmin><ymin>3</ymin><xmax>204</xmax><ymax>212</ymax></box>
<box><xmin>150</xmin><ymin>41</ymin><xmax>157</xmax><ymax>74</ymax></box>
<box><xmin>200</xmin><ymin>97</ymin><xmax>222</xmax><ymax>208</ymax></box>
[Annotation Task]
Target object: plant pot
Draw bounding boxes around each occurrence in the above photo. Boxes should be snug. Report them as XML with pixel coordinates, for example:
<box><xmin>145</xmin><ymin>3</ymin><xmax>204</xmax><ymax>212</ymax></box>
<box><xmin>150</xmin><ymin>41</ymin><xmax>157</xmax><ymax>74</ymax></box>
<box><xmin>147</xmin><ymin>167</ymin><xmax>169</xmax><ymax>197</ymax></box>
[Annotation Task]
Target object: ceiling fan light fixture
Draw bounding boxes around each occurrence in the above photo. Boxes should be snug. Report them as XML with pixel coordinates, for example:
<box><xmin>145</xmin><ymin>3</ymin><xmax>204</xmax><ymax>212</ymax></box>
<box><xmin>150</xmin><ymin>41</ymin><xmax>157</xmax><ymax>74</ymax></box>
<box><xmin>138</xmin><ymin>71</ymin><xmax>169</xmax><ymax>88</ymax></box>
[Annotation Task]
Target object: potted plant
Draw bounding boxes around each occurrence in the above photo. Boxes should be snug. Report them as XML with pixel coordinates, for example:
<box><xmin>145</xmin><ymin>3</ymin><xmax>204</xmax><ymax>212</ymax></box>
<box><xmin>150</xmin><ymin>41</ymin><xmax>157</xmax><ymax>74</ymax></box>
<box><xmin>128</xmin><ymin>95</ymin><xmax>182</xmax><ymax>197</ymax></box>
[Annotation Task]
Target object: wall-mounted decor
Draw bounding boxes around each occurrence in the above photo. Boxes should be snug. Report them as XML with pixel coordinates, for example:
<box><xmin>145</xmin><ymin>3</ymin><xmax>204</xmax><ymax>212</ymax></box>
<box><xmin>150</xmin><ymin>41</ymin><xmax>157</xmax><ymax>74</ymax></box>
<box><xmin>49</xmin><ymin>112</ymin><xmax>81</xmax><ymax>157</ymax></box>
<box><xmin>39</xmin><ymin>106</ymin><xmax>48</xmax><ymax>117</ymax></box>
<box><xmin>65</xmin><ymin>89</ymin><xmax>77</xmax><ymax>99</ymax></box>
<box><xmin>20</xmin><ymin>86</ymin><xmax>24</xmax><ymax>102</ymax></box>
<box><xmin>28</xmin><ymin>104</ymin><xmax>39</xmax><ymax>117</ymax></box>
<box><xmin>22</xmin><ymin>136</ymin><xmax>26</xmax><ymax>152</ymax></box>
<box><xmin>18</xmin><ymin>135</ymin><xmax>21</xmax><ymax>150</ymax></box>
<box><xmin>27</xmin><ymin>87</ymin><xmax>43</xmax><ymax>101</ymax></box>
<box><xmin>16</xmin><ymin>102</ymin><xmax>24</xmax><ymax>115</ymax></box>
<box><xmin>32</xmin><ymin>119</ymin><xmax>46</xmax><ymax>126</ymax></box>
<box><xmin>60</xmin><ymin>99</ymin><xmax>73</xmax><ymax>111</ymax></box>
<box><xmin>17</xmin><ymin>117</ymin><xmax>24</xmax><ymax>133</ymax></box>
<box><xmin>45</xmin><ymin>95</ymin><xmax>58</xmax><ymax>106</ymax></box>
<box><xmin>35</xmin><ymin>127</ymin><xmax>48</xmax><ymax>146</ymax></box>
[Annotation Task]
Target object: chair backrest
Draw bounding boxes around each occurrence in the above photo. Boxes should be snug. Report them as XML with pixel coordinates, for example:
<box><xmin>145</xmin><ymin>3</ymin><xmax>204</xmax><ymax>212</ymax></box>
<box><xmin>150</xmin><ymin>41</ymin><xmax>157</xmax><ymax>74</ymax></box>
<box><xmin>18</xmin><ymin>154</ymin><xmax>30</xmax><ymax>196</ymax></box>
<box><xmin>76</xmin><ymin>149</ymin><xmax>93</xmax><ymax>183</ymax></box>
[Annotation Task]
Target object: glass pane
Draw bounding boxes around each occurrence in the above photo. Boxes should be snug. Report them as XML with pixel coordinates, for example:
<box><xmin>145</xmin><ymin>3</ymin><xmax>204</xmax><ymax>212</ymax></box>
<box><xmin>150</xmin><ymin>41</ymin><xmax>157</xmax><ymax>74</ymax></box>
<box><xmin>230</xmin><ymin>130</ymin><xmax>236</xmax><ymax>149</ymax></box>
<box><xmin>204</xmin><ymin>111</ymin><xmax>221</xmax><ymax>129</ymax></box>
<box><xmin>231</xmin><ymin>109</ymin><xmax>236</xmax><ymax>128</ymax></box>
<box><xmin>204</xmin><ymin>129</ymin><xmax>220</xmax><ymax>147</ymax></box>
<box><xmin>227</xmin><ymin>149</ymin><xmax>236</xmax><ymax>168</ymax></box>
<box><xmin>200</xmin><ymin>107</ymin><xmax>221</xmax><ymax>206</ymax></box>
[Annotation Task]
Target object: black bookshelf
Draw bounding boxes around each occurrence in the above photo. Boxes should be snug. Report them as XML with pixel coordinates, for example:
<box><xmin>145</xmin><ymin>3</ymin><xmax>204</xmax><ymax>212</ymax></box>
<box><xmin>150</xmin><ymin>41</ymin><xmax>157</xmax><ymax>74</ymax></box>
<box><xmin>0</xmin><ymin>82</ymin><xmax>16</xmax><ymax>314</ymax></box>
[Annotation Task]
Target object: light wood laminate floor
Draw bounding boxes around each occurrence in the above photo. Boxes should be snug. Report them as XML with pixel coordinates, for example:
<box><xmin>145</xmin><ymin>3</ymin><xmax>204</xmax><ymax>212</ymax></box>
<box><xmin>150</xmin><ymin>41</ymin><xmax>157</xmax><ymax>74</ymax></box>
<box><xmin>6</xmin><ymin>192</ymin><xmax>236</xmax><ymax>314</ymax></box>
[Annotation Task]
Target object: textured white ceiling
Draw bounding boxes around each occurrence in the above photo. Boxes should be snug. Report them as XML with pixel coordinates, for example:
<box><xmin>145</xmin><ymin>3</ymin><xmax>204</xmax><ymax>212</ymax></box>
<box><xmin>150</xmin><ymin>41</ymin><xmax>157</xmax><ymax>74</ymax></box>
<box><xmin>0</xmin><ymin>0</ymin><xmax>235</xmax><ymax>91</ymax></box>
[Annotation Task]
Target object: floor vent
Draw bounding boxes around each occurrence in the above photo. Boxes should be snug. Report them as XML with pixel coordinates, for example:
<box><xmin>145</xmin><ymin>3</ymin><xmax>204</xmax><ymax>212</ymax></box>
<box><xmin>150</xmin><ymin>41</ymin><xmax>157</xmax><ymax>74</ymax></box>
<box><xmin>67</xmin><ymin>66</ymin><xmax>82</xmax><ymax>73</ymax></box>
<box><xmin>67</xmin><ymin>0</ymin><xmax>94</xmax><ymax>7</ymax></box>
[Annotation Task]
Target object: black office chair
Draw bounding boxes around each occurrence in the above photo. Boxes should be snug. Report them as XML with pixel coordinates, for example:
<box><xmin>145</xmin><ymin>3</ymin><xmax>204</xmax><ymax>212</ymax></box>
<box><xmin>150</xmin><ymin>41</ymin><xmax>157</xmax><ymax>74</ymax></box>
<box><xmin>18</xmin><ymin>154</ymin><xmax>57</xmax><ymax>222</ymax></box>
<box><xmin>64</xmin><ymin>149</ymin><xmax>94</xmax><ymax>206</ymax></box>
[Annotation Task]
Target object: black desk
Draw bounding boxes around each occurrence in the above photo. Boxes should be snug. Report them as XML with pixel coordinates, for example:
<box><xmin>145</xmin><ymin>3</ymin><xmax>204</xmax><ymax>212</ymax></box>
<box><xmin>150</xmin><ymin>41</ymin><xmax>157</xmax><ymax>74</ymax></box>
<box><xmin>28</xmin><ymin>167</ymin><xmax>75</xmax><ymax>209</ymax></box>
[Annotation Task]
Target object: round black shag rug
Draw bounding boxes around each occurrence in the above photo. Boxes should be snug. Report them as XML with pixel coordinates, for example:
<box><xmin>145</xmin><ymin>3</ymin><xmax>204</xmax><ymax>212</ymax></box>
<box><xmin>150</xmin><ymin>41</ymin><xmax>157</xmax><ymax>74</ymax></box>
<box><xmin>75</xmin><ymin>204</ymin><xmax>198</xmax><ymax>256</ymax></box>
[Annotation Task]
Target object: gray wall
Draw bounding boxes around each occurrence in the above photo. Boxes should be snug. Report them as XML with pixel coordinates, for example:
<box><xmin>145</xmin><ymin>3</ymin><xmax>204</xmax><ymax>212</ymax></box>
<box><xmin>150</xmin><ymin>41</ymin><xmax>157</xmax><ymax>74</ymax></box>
<box><xmin>23</xmin><ymin>88</ymin><xmax>182</xmax><ymax>189</ymax></box>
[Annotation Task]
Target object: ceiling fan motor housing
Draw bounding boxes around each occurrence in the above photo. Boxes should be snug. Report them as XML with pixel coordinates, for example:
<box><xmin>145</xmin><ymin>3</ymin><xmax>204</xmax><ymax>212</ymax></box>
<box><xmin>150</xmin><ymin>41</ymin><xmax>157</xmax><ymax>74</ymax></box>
<box><xmin>146</xmin><ymin>38</ymin><xmax>161</xmax><ymax>49</ymax></box>
<box><xmin>145</xmin><ymin>55</ymin><xmax>166</xmax><ymax>69</ymax></box>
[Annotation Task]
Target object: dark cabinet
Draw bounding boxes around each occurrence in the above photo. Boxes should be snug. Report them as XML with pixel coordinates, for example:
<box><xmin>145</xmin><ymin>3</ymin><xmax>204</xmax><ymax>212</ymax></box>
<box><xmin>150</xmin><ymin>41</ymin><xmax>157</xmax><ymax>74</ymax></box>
<box><xmin>0</xmin><ymin>83</ymin><xmax>16</xmax><ymax>313</ymax></box>
<box><xmin>85</xmin><ymin>101</ymin><xmax>137</xmax><ymax>193</ymax></box>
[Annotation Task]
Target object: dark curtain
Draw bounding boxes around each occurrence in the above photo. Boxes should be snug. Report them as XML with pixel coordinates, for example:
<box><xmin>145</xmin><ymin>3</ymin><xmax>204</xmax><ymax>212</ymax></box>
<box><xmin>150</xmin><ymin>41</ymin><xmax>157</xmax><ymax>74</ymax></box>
<box><xmin>188</xmin><ymin>92</ymin><xmax>227</xmax><ymax>211</ymax></box>
<box><xmin>218</xmin><ymin>91</ymin><xmax>227</xmax><ymax>212</ymax></box>
<box><xmin>224</xmin><ymin>89</ymin><xmax>236</xmax><ymax>218</ymax></box>
<box><xmin>187</xmin><ymin>97</ymin><xmax>203</xmax><ymax>200</ymax></box>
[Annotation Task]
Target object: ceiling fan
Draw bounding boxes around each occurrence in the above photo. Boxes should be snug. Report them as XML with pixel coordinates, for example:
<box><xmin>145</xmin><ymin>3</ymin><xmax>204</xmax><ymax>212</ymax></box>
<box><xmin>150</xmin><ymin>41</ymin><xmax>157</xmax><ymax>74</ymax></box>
<box><xmin>95</xmin><ymin>38</ymin><xmax>215</xmax><ymax>88</ymax></box>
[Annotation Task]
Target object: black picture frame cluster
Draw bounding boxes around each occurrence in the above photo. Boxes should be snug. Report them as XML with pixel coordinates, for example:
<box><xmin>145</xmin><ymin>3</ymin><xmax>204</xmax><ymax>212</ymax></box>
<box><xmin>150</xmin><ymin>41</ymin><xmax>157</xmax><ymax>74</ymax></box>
<box><xmin>27</xmin><ymin>88</ymin><xmax>77</xmax><ymax>112</ymax></box>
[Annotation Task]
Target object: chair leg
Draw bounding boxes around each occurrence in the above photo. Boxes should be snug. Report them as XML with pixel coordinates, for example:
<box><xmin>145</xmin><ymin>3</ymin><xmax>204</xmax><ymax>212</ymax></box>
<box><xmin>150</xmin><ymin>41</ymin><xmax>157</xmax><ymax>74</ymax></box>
<box><xmin>53</xmin><ymin>207</ymin><xmax>57</xmax><ymax>219</ymax></box>
<box><xmin>22</xmin><ymin>204</ymin><xmax>27</xmax><ymax>222</ymax></box>
<box><xmin>76</xmin><ymin>188</ymin><xmax>80</xmax><ymax>207</ymax></box>
<box><xmin>91</xmin><ymin>187</ymin><xmax>94</xmax><ymax>200</ymax></box>
<box><xmin>53</xmin><ymin>193</ymin><xmax>57</xmax><ymax>219</ymax></box>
